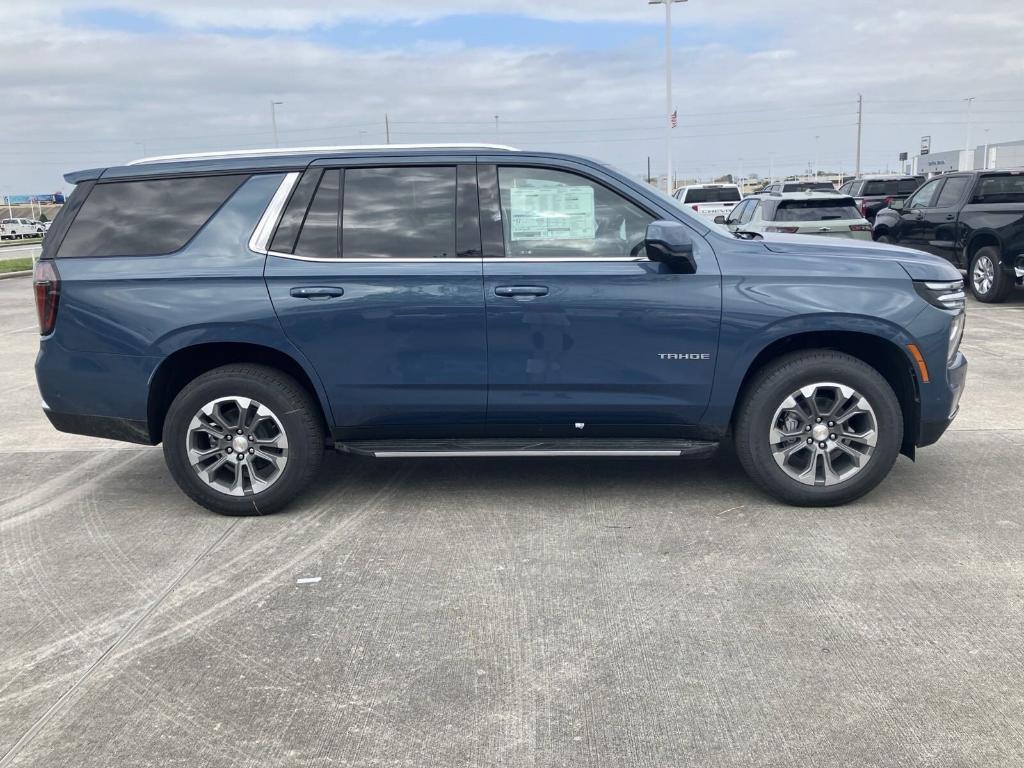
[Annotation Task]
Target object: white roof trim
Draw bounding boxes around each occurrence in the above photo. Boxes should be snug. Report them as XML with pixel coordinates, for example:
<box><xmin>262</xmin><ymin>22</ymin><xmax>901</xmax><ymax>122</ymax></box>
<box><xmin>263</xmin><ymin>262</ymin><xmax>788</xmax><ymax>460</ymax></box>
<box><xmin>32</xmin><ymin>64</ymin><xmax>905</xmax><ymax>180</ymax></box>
<box><xmin>127</xmin><ymin>143</ymin><xmax>520</xmax><ymax>166</ymax></box>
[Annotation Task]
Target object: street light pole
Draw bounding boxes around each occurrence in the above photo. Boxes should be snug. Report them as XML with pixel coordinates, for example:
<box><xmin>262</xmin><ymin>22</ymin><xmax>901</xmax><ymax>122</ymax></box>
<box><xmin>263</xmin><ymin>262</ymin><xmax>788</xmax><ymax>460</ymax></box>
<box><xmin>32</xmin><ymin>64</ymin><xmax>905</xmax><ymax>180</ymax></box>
<box><xmin>650</xmin><ymin>0</ymin><xmax>686</xmax><ymax>193</ymax></box>
<box><xmin>270</xmin><ymin>100</ymin><xmax>284</xmax><ymax>148</ymax></box>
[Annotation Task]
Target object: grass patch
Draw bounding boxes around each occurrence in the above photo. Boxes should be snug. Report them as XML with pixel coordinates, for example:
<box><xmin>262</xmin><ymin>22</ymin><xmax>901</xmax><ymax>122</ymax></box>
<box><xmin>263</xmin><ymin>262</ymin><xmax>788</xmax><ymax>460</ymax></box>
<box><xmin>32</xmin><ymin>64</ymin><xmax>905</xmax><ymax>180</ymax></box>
<box><xmin>0</xmin><ymin>257</ymin><xmax>33</xmax><ymax>273</ymax></box>
<box><xmin>0</xmin><ymin>237</ymin><xmax>42</xmax><ymax>248</ymax></box>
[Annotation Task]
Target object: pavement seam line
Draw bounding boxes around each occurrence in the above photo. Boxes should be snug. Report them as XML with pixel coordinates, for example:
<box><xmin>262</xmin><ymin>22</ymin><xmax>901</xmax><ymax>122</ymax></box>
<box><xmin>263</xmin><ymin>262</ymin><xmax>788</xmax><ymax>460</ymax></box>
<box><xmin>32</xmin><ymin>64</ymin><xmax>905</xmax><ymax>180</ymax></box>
<box><xmin>0</xmin><ymin>519</ymin><xmax>241</xmax><ymax>767</ymax></box>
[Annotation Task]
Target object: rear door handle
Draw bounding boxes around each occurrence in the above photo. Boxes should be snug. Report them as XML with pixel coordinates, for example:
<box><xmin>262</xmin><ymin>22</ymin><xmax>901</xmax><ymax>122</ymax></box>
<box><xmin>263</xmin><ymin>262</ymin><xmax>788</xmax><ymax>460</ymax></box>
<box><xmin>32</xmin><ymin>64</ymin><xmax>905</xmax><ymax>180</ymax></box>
<box><xmin>289</xmin><ymin>286</ymin><xmax>344</xmax><ymax>299</ymax></box>
<box><xmin>494</xmin><ymin>285</ymin><xmax>549</xmax><ymax>298</ymax></box>
<box><xmin>945</xmin><ymin>214</ymin><xmax>956</xmax><ymax>220</ymax></box>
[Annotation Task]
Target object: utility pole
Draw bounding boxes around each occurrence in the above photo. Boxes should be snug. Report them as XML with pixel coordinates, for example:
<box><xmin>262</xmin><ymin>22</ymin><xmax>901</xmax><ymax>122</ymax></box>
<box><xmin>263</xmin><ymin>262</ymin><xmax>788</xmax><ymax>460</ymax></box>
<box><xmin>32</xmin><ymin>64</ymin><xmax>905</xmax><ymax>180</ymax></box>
<box><xmin>385</xmin><ymin>113</ymin><xmax>390</xmax><ymax>144</ymax></box>
<box><xmin>814</xmin><ymin>135</ymin><xmax>820</xmax><ymax>178</ymax></box>
<box><xmin>855</xmin><ymin>93</ymin><xmax>863</xmax><ymax>177</ymax></box>
<box><xmin>495</xmin><ymin>115</ymin><xmax>500</xmax><ymax>138</ymax></box>
<box><xmin>964</xmin><ymin>96</ymin><xmax>975</xmax><ymax>155</ymax></box>
<box><xmin>647</xmin><ymin>156</ymin><xmax>652</xmax><ymax>185</ymax></box>
<box><xmin>270</xmin><ymin>101</ymin><xmax>283</xmax><ymax>148</ymax></box>
<box><xmin>650</xmin><ymin>0</ymin><xmax>686</xmax><ymax>193</ymax></box>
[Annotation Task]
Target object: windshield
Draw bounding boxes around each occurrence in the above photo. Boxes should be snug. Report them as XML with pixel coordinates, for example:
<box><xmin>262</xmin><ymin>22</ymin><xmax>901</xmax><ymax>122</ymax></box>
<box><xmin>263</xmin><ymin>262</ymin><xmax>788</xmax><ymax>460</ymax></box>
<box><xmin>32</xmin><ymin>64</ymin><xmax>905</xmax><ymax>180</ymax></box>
<box><xmin>683</xmin><ymin>187</ymin><xmax>741</xmax><ymax>203</ymax></box>
<box><xmin>771</xmin><ymin>198</ymin><xmax>861</xmax><ymax>222</ymax></box>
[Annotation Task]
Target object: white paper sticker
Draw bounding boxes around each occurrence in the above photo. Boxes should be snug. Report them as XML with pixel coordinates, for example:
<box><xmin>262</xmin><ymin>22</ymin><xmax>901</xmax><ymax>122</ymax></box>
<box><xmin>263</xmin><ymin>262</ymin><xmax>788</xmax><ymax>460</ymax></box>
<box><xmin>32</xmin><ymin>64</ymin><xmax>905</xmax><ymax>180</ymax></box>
<box><xmin>509</xmin><ymin>185</ymin><xmax>596</xmax><ymax>241</ymax></box>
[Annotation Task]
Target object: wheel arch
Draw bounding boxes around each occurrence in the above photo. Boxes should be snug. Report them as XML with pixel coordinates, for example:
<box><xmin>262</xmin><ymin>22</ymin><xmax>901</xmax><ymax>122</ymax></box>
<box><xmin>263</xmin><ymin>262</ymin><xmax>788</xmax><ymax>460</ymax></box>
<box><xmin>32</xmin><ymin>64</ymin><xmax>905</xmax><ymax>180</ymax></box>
<box><xmin>730</xmin><ymin>330</ymin><xmax>921</xmax><ymax>459</ymax></box>
<box><xmin>965</xmin><ymin>231</ymin><xmax>1003</xmax><ymax>267</ymax></box>
<box><xmin>147</xmin><ymin>342</ymin><xmax>332</xmax><ymax>444</ymax></box>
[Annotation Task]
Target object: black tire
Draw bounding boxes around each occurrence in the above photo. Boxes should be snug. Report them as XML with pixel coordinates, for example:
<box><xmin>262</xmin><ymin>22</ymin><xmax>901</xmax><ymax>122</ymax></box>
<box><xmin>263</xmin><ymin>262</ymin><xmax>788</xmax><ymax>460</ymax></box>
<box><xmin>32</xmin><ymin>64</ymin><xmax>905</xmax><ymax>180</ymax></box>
<box><xmin>969</xmin><ymin>246</ymin><xmax>1013</xmax><ymax>303</ymax></box>
<box><xmin>734</xmin><ymin>350</ymin><xmax>903</xmax><ymax>507</ymax></box>
<box><xmin>162</xmin><ymin>364</ymin><xmax>325</xmax><ymax>516</ymax></box>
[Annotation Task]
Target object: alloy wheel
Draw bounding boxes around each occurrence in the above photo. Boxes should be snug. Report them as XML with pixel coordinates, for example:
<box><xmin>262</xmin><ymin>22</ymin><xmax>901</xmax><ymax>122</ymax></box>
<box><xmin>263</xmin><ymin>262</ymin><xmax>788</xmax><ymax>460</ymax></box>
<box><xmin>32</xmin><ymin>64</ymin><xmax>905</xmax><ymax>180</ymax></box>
<box><xmin>972</xmin><ymin>254</ymin><xmax>995</xmax><ymax>296</ymax></box>
<box><xmin>769</xmin><ymin>382</ymin><xmax>878</xmax><ymax>486</ymax></box>
<box><xmin>186</xmin><ymin>396</ymin><xmax>289</xmax><ymax>496</ymax></box>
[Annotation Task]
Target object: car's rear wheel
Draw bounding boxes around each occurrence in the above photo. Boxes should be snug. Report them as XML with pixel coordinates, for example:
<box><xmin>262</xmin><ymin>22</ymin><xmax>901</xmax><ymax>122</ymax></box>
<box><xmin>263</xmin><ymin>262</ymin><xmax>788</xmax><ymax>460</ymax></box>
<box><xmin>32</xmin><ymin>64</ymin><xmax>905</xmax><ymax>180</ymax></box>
<box><xmin>969</xmin><ymin>246</ymin><xmax>1013</xmax><ymax>303</ymax></box>
<box><xmin>734</xmin><ymin>351</ymin><xmax>903</xmax><ymax>506</ymax></box>
<box><xmin>163</xmin><ymin>364</ymin><xmax>324</xmax><ymax>516</ymax></box>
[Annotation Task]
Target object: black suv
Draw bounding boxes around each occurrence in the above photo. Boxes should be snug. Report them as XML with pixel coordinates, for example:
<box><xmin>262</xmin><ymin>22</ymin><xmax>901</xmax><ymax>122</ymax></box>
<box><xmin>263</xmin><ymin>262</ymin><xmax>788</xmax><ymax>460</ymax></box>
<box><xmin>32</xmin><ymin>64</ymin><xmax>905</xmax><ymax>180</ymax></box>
<box><xmin>838</xmin><ymin>175</ymin><xmax>926</xmax><ymax>222</ymax></box>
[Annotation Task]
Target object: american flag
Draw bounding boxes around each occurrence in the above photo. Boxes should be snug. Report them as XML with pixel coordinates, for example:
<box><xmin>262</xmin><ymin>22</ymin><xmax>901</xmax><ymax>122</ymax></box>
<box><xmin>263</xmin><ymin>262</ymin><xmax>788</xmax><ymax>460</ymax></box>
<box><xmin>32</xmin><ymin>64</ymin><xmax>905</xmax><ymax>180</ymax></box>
<box><xmin>670</xmin><ymin>109</ymin><xmax>678</xmax><ymax>129</ymax></box>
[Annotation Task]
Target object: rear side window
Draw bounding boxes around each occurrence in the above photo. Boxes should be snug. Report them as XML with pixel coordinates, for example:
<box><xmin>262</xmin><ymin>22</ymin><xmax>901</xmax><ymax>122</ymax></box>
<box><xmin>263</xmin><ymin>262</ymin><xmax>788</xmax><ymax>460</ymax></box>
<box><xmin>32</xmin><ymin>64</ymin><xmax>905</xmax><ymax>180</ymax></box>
<box><xmin>971</xmin><ymin>175</ymin><xmax>1024</xmax><ymax>204</ymax></box>
<box><xmin>294</xmin><ymin>169</ymin><xmax>340</xmax><ymax>259</ymax></box>
<box><xmin>771</xmin><ymin>198</ymin><xmax>860</xmax><ymax>222</ymax></box>
<box><xmin>57</xmin><ymin>174</ymin><xmax>247</xmax><ymax>257</ymax></box>
<box><xmin>342</xmin><ymin>167</ymin><xmax>457</xmax><ymax>258</ymax></box>
<box><xmin>684</xmin><ymin>187</ymin><xmax>741</xmax><ymax>203</ymax></box>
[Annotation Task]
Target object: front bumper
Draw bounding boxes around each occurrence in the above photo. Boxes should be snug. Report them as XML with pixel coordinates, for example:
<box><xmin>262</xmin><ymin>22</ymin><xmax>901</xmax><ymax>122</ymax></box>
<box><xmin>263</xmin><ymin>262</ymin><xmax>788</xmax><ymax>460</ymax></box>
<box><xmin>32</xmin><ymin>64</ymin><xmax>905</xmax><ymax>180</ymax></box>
<box><xmin>917</xmin><ymin>350</ymin><xmax>967</xmax><ymax>448</ymax></box>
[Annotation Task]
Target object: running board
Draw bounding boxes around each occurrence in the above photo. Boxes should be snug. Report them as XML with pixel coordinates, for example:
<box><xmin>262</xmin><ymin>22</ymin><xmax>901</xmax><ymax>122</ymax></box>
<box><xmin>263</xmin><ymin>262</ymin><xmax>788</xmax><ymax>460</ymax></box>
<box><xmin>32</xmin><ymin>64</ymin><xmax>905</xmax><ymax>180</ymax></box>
<box><xmin>335</xmin><ymin>438</ymin><xmax>719</xmax><ymax>459</ymax></box>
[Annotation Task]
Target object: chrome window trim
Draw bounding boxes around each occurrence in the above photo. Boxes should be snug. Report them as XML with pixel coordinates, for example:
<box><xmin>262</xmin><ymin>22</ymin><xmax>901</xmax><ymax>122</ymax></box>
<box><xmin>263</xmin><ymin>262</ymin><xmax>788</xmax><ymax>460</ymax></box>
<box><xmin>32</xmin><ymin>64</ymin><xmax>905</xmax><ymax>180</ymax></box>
<box><xmin>130</xmin><ymin>143</ymin><xmax>519</xmax><ymax>166</ymax></box>
<box><xmin>248</xmin><ymin>172</ymin><xmax>300</xmax><ymax>254</ymax></box>
<box><xmin>265</xmin><ymin>252</ymin><xmax>649</xmax><ymax>264</ymax></box>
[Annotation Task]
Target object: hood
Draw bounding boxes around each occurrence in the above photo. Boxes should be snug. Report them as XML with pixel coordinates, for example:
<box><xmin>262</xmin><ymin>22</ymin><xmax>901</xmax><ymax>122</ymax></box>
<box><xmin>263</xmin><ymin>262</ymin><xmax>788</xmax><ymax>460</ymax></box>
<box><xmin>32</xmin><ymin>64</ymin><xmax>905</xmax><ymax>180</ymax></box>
<box><xmin>757</xmin><ymin>232</ymin><xmax>962</xmax><ymax>282</ymax></box>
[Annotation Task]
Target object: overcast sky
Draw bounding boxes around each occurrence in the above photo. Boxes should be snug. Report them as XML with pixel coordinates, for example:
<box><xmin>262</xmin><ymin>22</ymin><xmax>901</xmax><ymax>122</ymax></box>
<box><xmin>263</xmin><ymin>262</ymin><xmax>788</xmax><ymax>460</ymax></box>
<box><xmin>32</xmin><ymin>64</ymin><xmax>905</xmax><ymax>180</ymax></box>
<box><xmin>4</xmin><ymin>0</ymin><xmax>1024</xmax><ymax>192</ymax></box>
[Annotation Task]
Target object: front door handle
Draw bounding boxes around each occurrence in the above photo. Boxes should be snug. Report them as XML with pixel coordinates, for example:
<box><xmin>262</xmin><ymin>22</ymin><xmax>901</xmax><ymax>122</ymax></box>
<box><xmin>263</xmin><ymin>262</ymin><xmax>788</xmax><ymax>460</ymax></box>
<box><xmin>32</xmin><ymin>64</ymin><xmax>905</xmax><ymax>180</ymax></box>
<box><xmin>494</xmin><ymin>285</ymin><xmax>549</xmax><ymax>298</ymax></box>
<box><xmin>945</xmin><ymin>214</ymin><xmax>956</xmax><ymax>220</ymax></box>
<box><xmin>289</xmin><ymin>286</ymin><xmax>344</xmax><ymax>299</ymax></box>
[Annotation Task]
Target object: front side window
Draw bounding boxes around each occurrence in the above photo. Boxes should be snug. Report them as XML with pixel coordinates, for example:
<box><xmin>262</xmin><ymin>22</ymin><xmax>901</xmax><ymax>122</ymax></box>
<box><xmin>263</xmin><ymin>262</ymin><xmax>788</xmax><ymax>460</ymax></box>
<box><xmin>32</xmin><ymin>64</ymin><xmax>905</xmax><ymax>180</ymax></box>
<box><xmin>726</xmin><ymin>199</ymin><xmax>749</xmax><ymax>224</ymax></box>
<box><xmin>342</xmin><ymin>167</ymin><xmax>457</xmax><ymax>259</ymax></box>
<box><xmin>906</xmin><ymin>178</ymin><xmax>943</xmax><ymax>210</ymax></box>
<box><xmin>740</xmin><ymin>201</ymin><xmax>759</xmax><ymax>224</ymax></box>
<box><xmin>57</xmin><ymin>174</ymin><xmax>247</xmax><ymax>257</ymax></box>
<box><xmin>497</xmin><ymin>167</ymin><xmax>654</xmax><ymax>258</ymax></box>
<box><xmin>936</xmin><ymin>176</ymin><xmax>971</xmax><ymax>207</ymax></box>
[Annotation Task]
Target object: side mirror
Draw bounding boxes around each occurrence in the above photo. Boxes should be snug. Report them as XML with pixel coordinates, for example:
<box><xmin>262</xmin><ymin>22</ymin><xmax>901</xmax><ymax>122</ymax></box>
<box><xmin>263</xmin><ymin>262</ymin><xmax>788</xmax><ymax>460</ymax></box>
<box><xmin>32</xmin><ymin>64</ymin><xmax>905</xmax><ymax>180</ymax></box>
<box><xmin>713</xmin><ymin>215</ymin><xmax>727</xmax><ymax>225</ymax></box>
<box><xmin>890</xmin><ymin>199</ymin><xmax>905</xmax><ymax>211</ymax></box>
<box><xmin>643</xmin><ymin>220</ymin><xmax>696</xmax><ymax>274</ymax></box>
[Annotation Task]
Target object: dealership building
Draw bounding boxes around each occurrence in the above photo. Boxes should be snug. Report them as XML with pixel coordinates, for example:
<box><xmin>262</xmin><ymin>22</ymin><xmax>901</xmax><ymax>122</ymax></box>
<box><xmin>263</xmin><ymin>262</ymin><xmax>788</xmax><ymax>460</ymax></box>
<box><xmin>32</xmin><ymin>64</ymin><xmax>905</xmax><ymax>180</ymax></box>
<box><xmin>911</xmin><ymin>138</ymin><xmax>1024</xmax><ymax>175</ymax></box>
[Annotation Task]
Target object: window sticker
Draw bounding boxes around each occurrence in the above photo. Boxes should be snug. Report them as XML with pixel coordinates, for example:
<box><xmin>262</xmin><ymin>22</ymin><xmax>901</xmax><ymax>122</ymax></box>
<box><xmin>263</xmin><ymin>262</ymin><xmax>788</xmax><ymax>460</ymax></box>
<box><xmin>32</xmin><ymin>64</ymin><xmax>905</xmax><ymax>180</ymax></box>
<box><xmin>509</xmin><ymin>185</ymin><xmax>596</xmax><ymax>241</ymax></box>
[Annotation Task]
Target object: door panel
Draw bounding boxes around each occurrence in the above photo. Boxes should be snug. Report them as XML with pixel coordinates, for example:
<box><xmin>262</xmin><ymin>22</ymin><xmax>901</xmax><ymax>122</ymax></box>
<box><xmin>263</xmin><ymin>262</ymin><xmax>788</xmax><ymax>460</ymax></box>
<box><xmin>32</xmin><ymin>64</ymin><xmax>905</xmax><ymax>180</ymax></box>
<box><xmin>267</xmin><ymin>256</ymin><xmax>486</xmax><ymax>429</ymax></box>
<box><xmin>483</xmin><ymin>258</ymin><xmax>721</xmax><ymax>431</ymax></box>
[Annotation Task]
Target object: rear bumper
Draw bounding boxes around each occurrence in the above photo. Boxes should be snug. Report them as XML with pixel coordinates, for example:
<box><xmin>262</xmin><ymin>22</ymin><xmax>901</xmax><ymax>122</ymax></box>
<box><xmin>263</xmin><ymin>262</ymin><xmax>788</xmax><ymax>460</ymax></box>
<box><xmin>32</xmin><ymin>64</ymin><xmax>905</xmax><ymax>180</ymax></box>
<box><xmin>42</xmin><ymin>406</ymin><xmax>155</xmax><ymax>445</ymax></box>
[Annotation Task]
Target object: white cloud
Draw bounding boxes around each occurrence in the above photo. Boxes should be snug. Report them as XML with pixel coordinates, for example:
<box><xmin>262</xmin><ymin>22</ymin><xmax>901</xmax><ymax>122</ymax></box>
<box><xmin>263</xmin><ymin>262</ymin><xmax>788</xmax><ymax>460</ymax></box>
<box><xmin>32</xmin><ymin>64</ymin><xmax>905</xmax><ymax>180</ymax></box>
<box><xmin>4</xmin><ymin>1</ymin><xmax>1024</xmax><ymax>191</ymax></box>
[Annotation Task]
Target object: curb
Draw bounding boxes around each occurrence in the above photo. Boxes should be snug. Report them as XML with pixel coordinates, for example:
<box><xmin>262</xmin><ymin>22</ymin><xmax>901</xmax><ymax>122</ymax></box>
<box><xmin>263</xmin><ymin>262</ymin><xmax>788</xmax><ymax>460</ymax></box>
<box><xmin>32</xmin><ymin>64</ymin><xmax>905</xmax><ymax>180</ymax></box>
<box><xmin>0</xmin><ymin>270</ymin><xmax>32</xmax><ymax>280</ymax></box>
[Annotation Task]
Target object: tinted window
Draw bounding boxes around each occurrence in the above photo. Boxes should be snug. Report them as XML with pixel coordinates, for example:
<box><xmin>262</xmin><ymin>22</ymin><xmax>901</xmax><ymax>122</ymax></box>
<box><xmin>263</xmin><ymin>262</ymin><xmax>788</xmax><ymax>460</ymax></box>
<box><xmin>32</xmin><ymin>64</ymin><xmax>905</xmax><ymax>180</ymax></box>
<box><xmin>906</xmin><ymin>178</ymin><xmax>943</xmax><ymax>209</ymax></box>
<box><xmin>782</xmin><ymin>182</ymin><xmax>834</xmax><ymax>192</ymax></box>
<box><xmin>497</xmin><ymin>167</ymin><xmax>654</xmax><ymax>258</ymax></box>
<box><xmin>898</xmin><ymin>177</ymin><xmax>925</xmax><ymax>194</ymax></box>
<box><xmin>342</xmin><ymin>167</ymin><xmax>456</xmax><ymax>258</ymax></box>
<box><xmin>971</xmin><ymin>174</ymin><xmax>1024</xmax><ymax>204</ymax></box>
<box><xmin>271</xmin><ymin>169</ymin><xmax>323</xmax><ymax>254</ymax></box>
<box><xmin>862</xmin><ymin>180</ymin><xmax>899</xmax><ymax>196</ymax></box>
<box><xmin>772</xmin><ymin>198</ymin><xmax>861</xmax><ymax>222</ymax></box>
<box><xmin>740</xmin><ymin>200</ymin><xmax>758</xmax><ymax>224</ymax></box>
<box><xmin>58</xmin><ymin>174</ymin><xmax>247</xmax><ymax>257</ymax></box>
<box><xmin>294</xmin><ymin>169</ymin><xmax>340</xmax><ymax>259</ymax></box>
<box><xmin>936</xmin><ymin>176</ymin><xmax>971</xmax><ymax>207</ymax></box>
<box><xmin>684</xmin><ymin>187</ymin><xmax>741</xmax><ymax>203</ymax></box>
<box><xmin>725</xmin><ymin>199</ymin><xmax>749</xmax><ymax>224</ymax></box>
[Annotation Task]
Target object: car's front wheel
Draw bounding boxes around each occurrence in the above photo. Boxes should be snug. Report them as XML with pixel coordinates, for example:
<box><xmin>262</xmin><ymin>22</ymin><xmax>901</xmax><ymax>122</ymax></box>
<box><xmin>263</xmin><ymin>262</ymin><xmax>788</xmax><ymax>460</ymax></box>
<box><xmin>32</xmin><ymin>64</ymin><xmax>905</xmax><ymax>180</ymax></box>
<box><xmin>969</xmin><ymin>246</ymin><xmax>1013</xmax><ymax>303</ymax></box>
<box><xmin>734</xmin><ymin>351</ymin><xmax>903</xmax><ymax>506</ymax></box>
<box><xmin>162</xmin><ymin>364</ymin><xmax>324</xmax><ymax>516</ymax></box>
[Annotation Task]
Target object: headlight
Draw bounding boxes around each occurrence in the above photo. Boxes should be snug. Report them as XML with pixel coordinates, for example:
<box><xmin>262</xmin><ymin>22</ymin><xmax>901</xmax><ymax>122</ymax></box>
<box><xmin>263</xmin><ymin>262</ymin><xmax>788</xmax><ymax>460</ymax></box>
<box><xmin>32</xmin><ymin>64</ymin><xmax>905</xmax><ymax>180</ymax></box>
<box><xmin>948</xmin><ymin>310</ymin><xmax>965</xmax><ymax>363</ymax></box>
<box><xmin>914</xmin><ymin>280</ymin><xmax>966</xmax><ymax>311</ymax></box>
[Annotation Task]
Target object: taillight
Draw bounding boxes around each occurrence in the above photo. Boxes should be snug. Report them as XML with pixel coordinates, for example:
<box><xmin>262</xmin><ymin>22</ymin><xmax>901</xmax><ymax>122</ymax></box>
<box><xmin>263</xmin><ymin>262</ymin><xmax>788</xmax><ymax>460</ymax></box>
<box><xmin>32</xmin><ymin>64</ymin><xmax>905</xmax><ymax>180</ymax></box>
<box><xmin>765</xmin><ymin>226</ymin><xmax>800</xmax><ymax>233</ymax></box>
<box><xmin>691</xmin><ymin>205</ymin><xmax>699</xmax><ymax>211</ymax></box>
<box><xmin>33</xmin><ymin>259</ymin><xmax>60</xmax><ymax>335</ymax></box>
<box><xmin>850</xmin><ymin>224</ymin><xmax>872</xmax><ymax>232</ymax></box>
<box><xmin>859</xmin><ymin>200</ymin><xmax>870</xmax><ymax>218</ymax></box>
<box><xmin>883</xmin><ymin>196</ymin><xmax>894</xmax><ymax>209</ymax></box>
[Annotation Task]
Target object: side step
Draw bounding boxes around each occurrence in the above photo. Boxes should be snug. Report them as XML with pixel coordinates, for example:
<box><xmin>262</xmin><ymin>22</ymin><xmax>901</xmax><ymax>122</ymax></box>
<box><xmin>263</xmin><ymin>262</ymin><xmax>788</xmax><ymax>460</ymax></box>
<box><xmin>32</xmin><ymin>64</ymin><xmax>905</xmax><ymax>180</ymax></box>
<box><xmin>335</xmin><ymin>438</ymin><xmax>719</xmax><ymax>459</ymax></box>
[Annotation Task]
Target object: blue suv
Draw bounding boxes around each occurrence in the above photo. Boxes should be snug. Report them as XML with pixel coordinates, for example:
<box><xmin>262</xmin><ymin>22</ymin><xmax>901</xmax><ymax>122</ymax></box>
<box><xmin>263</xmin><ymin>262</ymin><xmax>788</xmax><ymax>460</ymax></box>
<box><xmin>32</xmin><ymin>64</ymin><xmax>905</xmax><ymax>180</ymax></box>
<box><xmin>34</xmin><ymin>145</ymin><xmax>967</xmax><ymax>515</ymax></box>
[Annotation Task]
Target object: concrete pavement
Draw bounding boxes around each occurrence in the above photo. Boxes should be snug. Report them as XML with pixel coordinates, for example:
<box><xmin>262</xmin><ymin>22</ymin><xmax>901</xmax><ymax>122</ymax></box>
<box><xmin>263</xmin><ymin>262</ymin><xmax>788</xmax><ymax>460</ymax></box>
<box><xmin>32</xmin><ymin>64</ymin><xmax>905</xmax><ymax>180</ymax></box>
<box><xmin>2</xmin><ymin>274</ymin><xmax>1024</xmax><ymax>767</ymax></box>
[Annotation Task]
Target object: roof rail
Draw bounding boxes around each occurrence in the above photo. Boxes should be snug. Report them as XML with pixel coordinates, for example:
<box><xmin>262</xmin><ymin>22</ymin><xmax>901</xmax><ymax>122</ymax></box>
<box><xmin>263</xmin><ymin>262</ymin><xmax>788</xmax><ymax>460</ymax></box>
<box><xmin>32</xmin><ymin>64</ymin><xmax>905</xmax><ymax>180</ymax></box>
<box><xmin>127</xmin><ymin>143</ymin><xmax>520</xmax><ymax>166</ymax></box>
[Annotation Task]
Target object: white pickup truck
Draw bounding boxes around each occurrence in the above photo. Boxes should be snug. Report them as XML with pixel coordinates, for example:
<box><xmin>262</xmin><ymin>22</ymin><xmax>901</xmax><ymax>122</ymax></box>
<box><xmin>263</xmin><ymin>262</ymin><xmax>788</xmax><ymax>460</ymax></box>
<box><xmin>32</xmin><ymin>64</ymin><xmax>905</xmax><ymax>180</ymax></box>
<box><xmin>1</xmin><ymin>218</ymin><xmax>46</xmax><ymax>239</ymax></box>
<box><xmin>672</xmin><ymin>184</ymin><xmax>743</xmax><ymax>222</ymax></box>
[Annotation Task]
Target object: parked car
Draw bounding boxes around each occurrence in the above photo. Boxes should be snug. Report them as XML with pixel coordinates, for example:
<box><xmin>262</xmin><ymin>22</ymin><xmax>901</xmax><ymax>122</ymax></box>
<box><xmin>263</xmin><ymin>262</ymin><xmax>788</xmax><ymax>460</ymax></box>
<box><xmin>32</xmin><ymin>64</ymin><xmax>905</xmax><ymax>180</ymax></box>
<box><xmin>838</xmin><ymin>174</ymin><xmax>926</xmax><ymax>222</ymax></box>
<box><xmin>758</xmin><ymin>180</ymin><xmax>836</xmax><ymax>194</ymax></box>
<box><xmin>35</xmin><ymin>144</ymin><xmax>966</xmax><ymax>515</ymax></box>
<box><xmin>672</xmin><ymin>183</ymin><xmax>742</xmax><ymax>221</ymax></box>
<box><xmin>873</xmin><ymin>169</ymin><xmax>1024</xmax><ymax>302</ymax></box>
<box><xmin>716</xmin><ymin>191</ymin><xmax>873</xmax><ymax>241</ymax></box>
<box><xmin>1</xmin><ymin>218</ymin><xmax>46</xmax><ymax>239</ymax></box>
